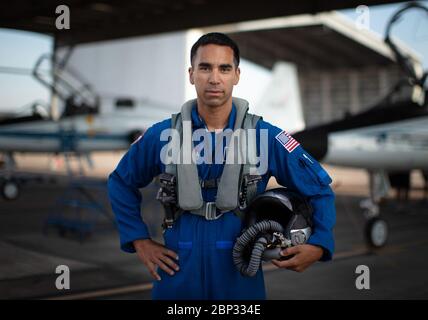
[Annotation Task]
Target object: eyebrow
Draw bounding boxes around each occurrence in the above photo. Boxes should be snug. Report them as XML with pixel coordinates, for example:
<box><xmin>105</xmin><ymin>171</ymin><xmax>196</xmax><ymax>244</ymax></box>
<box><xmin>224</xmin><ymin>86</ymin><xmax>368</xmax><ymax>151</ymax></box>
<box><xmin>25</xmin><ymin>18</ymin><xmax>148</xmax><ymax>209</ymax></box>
<box><xmin>198</xmin><ymin>62</ymin><xmax>211</xmax><ymax>68</ymax></box>
<box><xmin>197</xmin><ymin>62</ymin><xmax>233</xmax><ymax>69</ymax></box>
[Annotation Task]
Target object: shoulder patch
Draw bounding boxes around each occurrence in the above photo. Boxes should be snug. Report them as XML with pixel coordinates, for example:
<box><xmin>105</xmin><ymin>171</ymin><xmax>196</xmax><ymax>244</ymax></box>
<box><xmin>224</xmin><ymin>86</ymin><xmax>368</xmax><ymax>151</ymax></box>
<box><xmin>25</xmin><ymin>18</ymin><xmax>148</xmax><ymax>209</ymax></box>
<box><xmin>275</xmin><ymin>130</ymin><xmax>300</xmax><ymax>153</ymax></box>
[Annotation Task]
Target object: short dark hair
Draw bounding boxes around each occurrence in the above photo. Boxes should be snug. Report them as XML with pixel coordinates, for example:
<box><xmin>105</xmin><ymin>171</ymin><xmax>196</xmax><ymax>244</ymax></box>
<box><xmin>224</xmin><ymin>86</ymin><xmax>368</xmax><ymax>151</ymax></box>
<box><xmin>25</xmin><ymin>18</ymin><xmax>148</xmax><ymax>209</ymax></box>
<box><xmin>190</xmin><ymin>32</ymin><xmax>240</xmax><ymax>67</ymax></box>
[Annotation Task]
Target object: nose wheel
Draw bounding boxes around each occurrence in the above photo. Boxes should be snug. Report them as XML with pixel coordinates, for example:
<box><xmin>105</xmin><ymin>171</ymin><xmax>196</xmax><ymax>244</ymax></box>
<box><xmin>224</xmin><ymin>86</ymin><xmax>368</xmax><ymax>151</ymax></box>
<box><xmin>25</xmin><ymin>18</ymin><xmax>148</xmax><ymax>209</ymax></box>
<box><xmin>1</xmin><ymin>179</ymin><xmax>20</xmax><ymax>200</ymax></box>
<box><xmin>360</xmin><ymin>197</ymin><xmax>388</xmax><ymax>248</ymax></box>
<box><xmin>365</xmin><ymin>217</ymin><xmax>388</xmax><ymax>248</ymax></box>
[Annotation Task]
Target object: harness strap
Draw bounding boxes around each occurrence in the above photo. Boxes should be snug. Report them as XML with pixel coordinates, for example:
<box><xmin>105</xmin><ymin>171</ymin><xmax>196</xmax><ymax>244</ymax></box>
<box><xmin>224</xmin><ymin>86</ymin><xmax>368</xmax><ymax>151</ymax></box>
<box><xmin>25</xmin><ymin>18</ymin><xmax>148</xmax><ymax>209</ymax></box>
<box><xmin>159</xmin><ymin>98</ymin><xmax>262</xmax><ymax>227</ymax></box>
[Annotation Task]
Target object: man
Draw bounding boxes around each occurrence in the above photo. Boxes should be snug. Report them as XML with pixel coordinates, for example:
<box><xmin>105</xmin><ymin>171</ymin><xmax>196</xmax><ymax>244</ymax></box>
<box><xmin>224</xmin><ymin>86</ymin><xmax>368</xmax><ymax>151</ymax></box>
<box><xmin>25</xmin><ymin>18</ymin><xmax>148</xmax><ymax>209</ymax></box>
<box><xmin>108</xmin><ymin>33</ymin><xmax>335</xmax><ymax>299</ymax></box>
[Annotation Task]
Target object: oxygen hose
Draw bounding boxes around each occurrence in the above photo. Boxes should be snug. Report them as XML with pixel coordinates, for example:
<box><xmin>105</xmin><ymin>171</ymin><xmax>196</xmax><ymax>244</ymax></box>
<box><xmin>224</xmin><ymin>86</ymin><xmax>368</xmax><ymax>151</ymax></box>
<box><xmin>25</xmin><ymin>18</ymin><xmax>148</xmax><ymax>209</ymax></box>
<box><xmin>232</xmin><ymin>220</ymin><xmax>284</xmax><ymax>277</ymax></box>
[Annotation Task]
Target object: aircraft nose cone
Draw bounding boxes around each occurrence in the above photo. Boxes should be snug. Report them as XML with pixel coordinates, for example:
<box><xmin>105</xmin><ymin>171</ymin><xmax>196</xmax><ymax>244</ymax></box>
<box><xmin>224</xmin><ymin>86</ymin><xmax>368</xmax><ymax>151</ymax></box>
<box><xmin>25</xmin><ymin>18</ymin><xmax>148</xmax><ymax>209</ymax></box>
<box><xmin>293</xmin><ymin>128</ymin><xmax>328</xmax><ymax>161</ymax></box>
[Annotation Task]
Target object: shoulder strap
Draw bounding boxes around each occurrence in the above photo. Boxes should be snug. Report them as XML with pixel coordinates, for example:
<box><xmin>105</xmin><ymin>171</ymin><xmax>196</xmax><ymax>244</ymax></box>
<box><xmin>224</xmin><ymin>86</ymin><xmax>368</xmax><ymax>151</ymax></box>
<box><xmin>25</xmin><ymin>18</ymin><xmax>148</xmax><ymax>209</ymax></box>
<box><xmin>175</xmin><ymin>99</ymin><xmax>204</xmax><ymax>210</ymax></box>
<box><xmin>215</xmin><ymin>98</ymin><xmax>249</xmax><ymax>210</ymax></box>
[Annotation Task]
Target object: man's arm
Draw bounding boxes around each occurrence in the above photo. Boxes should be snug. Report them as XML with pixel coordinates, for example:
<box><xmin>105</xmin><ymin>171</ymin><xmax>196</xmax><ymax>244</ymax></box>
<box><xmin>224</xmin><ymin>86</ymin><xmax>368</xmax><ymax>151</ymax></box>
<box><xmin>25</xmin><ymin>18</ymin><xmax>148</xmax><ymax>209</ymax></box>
<box><xmin>108</xmin><ymin>123</ymin><xmax>180</xmax><ymax>280</ymax></box>
<box><xmin>266</xmin><ymin>124</ymin><xmax>336</xmax><ymax>271</ymax></box>
<box><xmin>108</xmin><ymin>126</ymin><xmax>161</xmax><ymax>253</ymax></box>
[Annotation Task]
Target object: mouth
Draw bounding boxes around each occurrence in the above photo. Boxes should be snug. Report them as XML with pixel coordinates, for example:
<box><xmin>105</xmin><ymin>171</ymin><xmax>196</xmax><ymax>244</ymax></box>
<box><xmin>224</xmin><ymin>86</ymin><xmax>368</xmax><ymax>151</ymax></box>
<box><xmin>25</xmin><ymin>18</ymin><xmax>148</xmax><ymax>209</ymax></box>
<box><xmin>205</xmin><ymin>90</ymin><xmax>223</xmax><ymax>96</ymax></box>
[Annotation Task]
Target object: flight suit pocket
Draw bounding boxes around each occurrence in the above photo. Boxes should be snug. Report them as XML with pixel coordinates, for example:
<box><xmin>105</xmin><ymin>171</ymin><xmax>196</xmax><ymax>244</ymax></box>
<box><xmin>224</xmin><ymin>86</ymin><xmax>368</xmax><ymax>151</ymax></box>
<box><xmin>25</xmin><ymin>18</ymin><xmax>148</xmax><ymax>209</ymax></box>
<box><xmin>161</xmin><ymin>230</ymin><xmax>192</xmax><ymax>275</ymax></box>
<box><xmin>215</xmin><ymin>241</ymin><xmax>233</xmax><ymax>249</ymax></box>
<box><xmin>177</xmin><ymin>241</ymin><xmax>193</xmax><ymax>267</ymax></box>
<box><xmin>299</xmin><ymin>153</ymin><xmax>332</xmax><ymax>186</ymax></box>
<box><xmin>178</xmin><ymin>241</ymin><xmax>193</xmax><ymax>249</ymax></box>
<box><xmin>215</xmin><ymin>241</ymin><xmax>235</xmax><ymax>276</ymax></box>
<box><xmin>163</xmin><ymin>227</ymin><xmax>178</xmax><ymax>249</ymax></box>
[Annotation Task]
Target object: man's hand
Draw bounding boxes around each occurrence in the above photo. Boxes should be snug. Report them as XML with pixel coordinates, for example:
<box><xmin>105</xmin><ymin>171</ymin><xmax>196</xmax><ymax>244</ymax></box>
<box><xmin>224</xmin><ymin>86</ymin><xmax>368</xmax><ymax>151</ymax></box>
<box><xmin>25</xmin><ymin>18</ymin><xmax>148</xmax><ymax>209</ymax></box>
<box><xmin>133</xmin><ymin>239</ymin><xmax>179</xmax><ymax>281</ymax></box>
<box><xmin>271</xmin><ymin>244</ymin><xmax>324</xmax><ymax>273</ymax></box>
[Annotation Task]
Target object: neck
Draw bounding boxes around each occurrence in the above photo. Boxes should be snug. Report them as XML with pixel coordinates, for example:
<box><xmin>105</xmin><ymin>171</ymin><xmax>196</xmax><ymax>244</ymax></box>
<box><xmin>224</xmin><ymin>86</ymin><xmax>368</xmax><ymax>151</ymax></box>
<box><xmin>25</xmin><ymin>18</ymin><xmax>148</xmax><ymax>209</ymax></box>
<box><xmin>197</xmin><ymin>98</ymin><xmax>233</xmax><ymax>131</ymax></box>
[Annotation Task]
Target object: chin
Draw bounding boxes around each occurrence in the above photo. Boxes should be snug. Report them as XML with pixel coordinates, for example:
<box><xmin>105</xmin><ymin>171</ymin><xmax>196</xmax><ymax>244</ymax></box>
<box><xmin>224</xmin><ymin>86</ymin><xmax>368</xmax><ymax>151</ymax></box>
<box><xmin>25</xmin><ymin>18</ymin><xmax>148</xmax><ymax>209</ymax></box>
<box><xmin>203</xmin><ymin>99</ymin><xmax>225</xmax><ymax>108</ymax></box>
<box><xmin>204</xmin><ymin>96</ymin><xmax>232</xmax><ymax>108</ymax></box>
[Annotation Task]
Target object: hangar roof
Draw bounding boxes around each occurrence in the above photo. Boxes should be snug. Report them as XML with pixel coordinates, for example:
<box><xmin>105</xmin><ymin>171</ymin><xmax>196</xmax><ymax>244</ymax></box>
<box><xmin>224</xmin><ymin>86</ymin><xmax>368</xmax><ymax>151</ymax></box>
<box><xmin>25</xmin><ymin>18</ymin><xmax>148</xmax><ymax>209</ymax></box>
<box><xmin>202</xmin><ymin>12</ymin><xmax>422</xmax><ymax>70</ymax></box>
<box><xmin>0</xmin><ymin>0</ymin><xmax>404</xmax><ymax>47</ymax></box>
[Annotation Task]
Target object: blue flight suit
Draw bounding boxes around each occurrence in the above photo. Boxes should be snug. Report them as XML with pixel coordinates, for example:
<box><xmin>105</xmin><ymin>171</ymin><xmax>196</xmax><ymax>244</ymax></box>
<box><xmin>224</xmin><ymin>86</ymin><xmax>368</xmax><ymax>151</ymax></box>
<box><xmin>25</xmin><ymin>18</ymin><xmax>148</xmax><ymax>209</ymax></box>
<box><xmin>108</xmin><ymin>103</ymin><xmax>336</xmax><ymax>300</ymax></box>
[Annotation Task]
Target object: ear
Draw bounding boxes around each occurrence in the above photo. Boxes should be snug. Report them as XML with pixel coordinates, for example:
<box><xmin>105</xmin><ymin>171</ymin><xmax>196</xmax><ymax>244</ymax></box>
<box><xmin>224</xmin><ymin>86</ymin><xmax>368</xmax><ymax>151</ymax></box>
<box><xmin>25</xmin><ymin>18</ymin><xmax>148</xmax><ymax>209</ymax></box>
<box><xmin>188</xmin><ymin>67</ymin><xmax>194</xmax><ymax>85</ymax></box>
<box><xmin>234</xmin><ymin>67</ymin><xmax>240</xmax><ymax>85</ymax></box>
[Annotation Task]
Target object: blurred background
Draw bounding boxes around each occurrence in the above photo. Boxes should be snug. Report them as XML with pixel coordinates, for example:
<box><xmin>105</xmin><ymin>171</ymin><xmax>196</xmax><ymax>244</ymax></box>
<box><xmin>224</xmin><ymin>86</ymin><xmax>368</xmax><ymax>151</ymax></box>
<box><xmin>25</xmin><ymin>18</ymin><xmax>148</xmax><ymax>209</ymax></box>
<box><xmin>0</xmin><ymin>0</ymin><xmax>427</xmax><ymax>299</ymax></box>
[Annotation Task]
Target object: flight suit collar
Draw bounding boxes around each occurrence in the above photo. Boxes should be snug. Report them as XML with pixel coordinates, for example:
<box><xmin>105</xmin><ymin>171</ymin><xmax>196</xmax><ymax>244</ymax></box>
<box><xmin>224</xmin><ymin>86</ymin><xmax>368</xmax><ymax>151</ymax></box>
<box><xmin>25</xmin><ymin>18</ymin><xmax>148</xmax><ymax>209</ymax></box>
<box><xmin>191</xmin><ymin>102</ymin><xmax>237</xmax><ymax>131</ymax></box>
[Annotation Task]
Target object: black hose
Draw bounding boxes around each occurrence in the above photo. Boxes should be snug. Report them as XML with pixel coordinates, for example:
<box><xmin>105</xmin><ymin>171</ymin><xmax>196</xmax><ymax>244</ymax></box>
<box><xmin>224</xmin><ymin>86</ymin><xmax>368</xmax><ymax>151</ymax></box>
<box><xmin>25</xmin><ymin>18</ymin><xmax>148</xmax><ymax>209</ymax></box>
<box><xmin>233</xmin><ymin>220</ymin><xmax>283</xmax><ymax>277</ymax></box>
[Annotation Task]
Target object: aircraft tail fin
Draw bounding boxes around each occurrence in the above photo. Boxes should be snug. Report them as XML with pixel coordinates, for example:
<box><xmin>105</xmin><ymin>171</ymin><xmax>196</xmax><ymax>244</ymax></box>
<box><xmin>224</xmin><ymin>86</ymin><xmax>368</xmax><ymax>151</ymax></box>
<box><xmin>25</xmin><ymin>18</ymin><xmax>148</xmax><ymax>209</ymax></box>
<box><xmin>254</xmin><ymin>62</ymin><xmax>305</xmax><ymax>133</ymax></box>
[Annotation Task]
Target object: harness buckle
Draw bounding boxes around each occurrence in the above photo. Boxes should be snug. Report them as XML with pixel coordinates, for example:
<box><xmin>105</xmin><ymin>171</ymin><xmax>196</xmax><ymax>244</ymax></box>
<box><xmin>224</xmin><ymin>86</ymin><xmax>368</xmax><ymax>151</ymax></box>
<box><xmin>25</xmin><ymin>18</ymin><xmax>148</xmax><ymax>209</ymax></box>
<box><xmin>200</xmin><ymin>179</ymin><xmax>219</xmax><ymax>189</ymax></box>
<box><xmin>157</xmin><ymin>173</ymin><xmax>178</xmax><ymax>229</ymax></box>
<box><xmin>159</xmin><ymin>173</ymin><xmax>176</xmax><ymax>188</ymax></box>
<box><xmin>243</xmin><ymin>174</ymin><xmax>262</xmax><ymax>185</ymax></box>
<box><xmin>239</xmin><ymin>174</ymin><xmax>262</xmax><ymax>210</ymax></box>
<box><xmin>205</xmin><ymin>202</ymin><xmax>223</xmax><ymax>220</ymax></box>
<box><xmin>162</xmin><ymin>218</ymin><xmax>175</xmax><ymax>229</ymax></box>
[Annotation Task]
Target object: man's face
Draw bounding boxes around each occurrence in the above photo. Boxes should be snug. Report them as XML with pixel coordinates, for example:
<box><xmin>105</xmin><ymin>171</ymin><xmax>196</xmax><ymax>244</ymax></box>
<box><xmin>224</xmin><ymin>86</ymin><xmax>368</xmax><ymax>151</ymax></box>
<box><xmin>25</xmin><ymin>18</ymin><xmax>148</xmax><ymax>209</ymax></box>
<box><xmin>189</xmin><ymin>44</ymin><xmax>240</xmax><ymax>109</ymax></box>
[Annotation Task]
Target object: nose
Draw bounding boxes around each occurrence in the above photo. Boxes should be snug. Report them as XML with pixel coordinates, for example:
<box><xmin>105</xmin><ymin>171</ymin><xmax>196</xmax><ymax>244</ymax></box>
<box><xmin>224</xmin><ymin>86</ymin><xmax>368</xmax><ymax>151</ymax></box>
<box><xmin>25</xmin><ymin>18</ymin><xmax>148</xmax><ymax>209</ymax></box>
<box><xmin>209</xmin><ymin>68</ymin><xmax>220</xmax><ymax>84</ymax></box>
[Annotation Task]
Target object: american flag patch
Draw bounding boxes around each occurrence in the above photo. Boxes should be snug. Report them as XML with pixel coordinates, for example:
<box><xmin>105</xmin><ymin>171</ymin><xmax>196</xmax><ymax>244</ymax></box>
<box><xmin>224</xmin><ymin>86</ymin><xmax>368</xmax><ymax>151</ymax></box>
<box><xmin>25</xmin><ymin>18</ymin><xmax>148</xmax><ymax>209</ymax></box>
<box><xmin>275</xmin><ymin>130</ymin><xmax>300</xmax><ymax>153</ymax></box>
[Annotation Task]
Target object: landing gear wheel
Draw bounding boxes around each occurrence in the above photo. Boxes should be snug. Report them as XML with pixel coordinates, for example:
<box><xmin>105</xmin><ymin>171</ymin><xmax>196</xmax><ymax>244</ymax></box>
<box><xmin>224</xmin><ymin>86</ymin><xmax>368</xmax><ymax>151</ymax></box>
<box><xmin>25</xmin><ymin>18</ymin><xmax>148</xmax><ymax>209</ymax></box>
<box><xmin>1</xmin><ymin>179</ymin><xmax>20</xmax><ymax>200</ymax></box>
<box><xmin>365</xmin><ymin>217</ymin><xmax>388</xmax><ymax>248</ymax></box>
